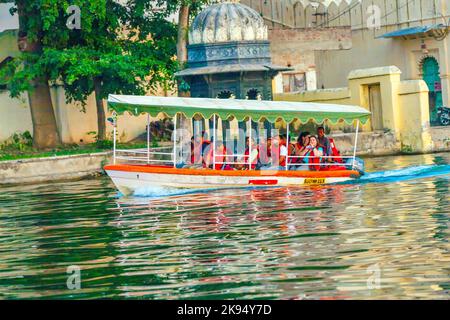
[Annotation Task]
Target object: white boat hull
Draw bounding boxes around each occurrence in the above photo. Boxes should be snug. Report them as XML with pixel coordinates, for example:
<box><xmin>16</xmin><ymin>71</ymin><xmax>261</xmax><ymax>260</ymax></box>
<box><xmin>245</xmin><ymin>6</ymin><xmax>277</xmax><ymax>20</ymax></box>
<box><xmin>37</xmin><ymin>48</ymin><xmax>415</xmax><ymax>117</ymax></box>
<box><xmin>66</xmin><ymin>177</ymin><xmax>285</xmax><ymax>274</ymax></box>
<box><xmin>105</xmin><ymin>165</ymin><xmax>358</xmax><ymax>195</ymax></box>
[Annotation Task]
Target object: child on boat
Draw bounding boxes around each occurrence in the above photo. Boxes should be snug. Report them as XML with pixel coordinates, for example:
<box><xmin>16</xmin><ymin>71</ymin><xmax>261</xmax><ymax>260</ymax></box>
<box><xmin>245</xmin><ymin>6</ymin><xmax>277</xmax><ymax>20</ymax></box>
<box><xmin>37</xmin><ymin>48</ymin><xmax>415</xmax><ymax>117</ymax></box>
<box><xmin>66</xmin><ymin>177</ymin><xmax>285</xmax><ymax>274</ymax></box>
<box><xmin>297</xmin><ymin>135</ymin><xmax>324</xmax><ymax>171</ymax></box>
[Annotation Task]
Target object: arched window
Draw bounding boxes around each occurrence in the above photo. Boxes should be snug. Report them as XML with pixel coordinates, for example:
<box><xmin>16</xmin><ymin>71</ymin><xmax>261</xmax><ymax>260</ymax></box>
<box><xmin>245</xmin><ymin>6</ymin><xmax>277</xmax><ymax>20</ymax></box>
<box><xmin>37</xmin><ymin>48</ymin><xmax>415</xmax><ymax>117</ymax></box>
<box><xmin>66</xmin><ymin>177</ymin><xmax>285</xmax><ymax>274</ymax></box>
<box><xmin>216</xmin><ymin>90</ymin><xmax>235</xmax><ymax>99</ymax></box>
<box><xmin>246</xmin><ymin>88</ymin><xmax>262</xmax><ymax>100</ymax></box>
<box><xmin>422</xmin><ymin>57</ymin><xmax>443</xmax><ymax>125</ymax></box>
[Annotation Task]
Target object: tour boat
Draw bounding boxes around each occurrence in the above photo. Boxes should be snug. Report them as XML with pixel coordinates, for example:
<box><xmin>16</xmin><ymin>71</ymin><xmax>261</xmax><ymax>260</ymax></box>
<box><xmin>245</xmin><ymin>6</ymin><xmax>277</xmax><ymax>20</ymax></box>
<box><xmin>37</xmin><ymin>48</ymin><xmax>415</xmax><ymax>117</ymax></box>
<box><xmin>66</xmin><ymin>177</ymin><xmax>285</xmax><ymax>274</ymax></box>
<box><xmin>104</xmin><ymin>95</ymin><xmax>370</xmax><ymax>195</ymax></box>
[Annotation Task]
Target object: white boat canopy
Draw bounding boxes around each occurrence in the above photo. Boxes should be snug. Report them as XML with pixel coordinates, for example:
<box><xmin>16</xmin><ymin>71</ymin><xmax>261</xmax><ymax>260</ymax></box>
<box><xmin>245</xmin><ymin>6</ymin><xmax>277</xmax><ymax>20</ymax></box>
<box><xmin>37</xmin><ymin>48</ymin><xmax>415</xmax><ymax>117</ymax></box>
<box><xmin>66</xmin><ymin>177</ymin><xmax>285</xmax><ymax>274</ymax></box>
<box><xmin>108</xmin><ymin>94</ymin><xmax>371</xmax><ymax>124</ymax></box>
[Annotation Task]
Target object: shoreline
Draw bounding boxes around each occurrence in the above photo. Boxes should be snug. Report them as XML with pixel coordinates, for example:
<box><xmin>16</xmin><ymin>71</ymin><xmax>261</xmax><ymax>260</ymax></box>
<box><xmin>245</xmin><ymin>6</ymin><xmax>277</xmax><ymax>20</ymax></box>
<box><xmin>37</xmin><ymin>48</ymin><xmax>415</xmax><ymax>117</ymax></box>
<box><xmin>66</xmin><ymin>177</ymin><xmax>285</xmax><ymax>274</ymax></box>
<box><xmin>1</xmin><ymin>149</ymin><xmax>450</xmax><ymax>186</ymax></box>
<box><xmin>0</xmin><ymin>152</ymin><xmax>111</xmax><ymax>186</ymax></box>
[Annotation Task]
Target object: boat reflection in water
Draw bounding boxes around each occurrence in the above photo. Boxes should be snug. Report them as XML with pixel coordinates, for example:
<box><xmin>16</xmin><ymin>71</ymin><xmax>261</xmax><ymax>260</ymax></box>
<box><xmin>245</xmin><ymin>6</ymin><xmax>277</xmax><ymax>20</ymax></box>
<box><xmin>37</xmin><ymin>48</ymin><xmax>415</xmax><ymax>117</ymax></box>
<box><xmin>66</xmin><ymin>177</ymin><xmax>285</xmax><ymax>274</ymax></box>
<box><xmin>112</xmin><ymin>156</ymin><xmax>449</xmax><ymax>300</ymax></box>
<box><xmin>0</xmin><ymin>153</ymin><xmax>448</xmax><ymax>299</ymax></box>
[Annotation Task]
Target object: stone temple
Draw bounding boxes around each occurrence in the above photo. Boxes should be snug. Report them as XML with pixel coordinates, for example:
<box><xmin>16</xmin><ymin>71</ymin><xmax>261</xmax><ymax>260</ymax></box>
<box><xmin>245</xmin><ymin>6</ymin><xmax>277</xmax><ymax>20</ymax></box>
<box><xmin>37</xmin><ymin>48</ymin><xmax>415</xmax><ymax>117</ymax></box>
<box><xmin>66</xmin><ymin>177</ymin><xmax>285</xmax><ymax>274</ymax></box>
<box><xmin>175</xmin><ymin>1</ymin><xmax>291</xmax><ymax>101</ymax></box>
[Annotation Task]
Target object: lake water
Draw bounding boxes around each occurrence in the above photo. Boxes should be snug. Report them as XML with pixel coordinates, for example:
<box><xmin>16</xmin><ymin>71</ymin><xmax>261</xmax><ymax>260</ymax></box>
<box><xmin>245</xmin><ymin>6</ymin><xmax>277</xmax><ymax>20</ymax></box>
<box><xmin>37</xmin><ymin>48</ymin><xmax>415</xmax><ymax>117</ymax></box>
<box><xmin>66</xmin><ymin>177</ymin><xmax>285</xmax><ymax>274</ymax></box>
<box><xmin>0</xmin><ymin>153</ymin><xmax>449</xmax><ymax>300</ymax></box>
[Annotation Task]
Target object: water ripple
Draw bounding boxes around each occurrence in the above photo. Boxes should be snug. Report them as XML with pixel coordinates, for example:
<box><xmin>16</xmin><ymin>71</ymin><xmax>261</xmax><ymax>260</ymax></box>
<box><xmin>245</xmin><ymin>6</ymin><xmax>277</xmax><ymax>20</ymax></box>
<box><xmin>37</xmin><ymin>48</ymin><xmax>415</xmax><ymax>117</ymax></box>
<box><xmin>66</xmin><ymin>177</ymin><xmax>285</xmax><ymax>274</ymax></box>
<box><xmin>0</xmin><ymin>153</ymin><xmax>449</xmax><ymax>299</ymax></box>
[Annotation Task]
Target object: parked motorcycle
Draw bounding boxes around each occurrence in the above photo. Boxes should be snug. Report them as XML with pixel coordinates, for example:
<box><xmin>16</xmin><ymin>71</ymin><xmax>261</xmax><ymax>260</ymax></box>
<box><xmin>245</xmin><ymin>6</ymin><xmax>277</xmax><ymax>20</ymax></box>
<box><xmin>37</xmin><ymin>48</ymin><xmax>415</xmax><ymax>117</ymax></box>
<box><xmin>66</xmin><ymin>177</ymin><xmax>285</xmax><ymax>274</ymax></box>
<box><xmin>437</xmin><ymin>106</ymin><xmax>450</xmax><ymax>126</ymax></box>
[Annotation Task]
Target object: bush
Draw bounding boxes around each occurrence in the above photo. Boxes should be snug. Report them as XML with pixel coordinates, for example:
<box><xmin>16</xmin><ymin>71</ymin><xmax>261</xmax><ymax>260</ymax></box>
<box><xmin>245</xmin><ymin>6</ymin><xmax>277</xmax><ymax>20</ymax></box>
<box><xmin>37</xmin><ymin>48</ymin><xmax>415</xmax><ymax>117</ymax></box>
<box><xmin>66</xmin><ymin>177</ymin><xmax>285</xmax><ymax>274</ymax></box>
<box><xmin>0</xmin><ymin>131</ymin><xmax>33</xmax><ymax>151</ymax></box>
<box><xmin>95</xmin><ymin>139</ymin><xmax>113</xmax><ymax>149</ymax></box>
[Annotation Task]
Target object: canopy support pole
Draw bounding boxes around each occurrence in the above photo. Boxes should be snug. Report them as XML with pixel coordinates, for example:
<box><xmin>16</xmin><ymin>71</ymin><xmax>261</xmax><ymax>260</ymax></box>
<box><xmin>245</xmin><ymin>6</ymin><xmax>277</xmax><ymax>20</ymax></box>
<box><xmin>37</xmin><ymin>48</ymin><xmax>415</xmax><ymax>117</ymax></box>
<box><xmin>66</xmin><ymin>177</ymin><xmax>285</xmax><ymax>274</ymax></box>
<box><xmin>173</xmin><ymin>114</ymin><xmax>177</xmax><ymax>168</ymax></box>
<box><xmin>352</xmin><ymin>120</ymin><xmax>360</xmax><ymax>169</ymax></box>
<box><xmin>248</xmin><ymin>117</ymin><xmax>252</xmax><ymax>171</ymax></box>
<box><xmin>213</xmin><ymin>115</ymin><xmax>216</xmax><ymax>170</ymax></box>
<box><xmin>286</xmin><ymin>121</ymin><xmax>290</xmax><ymax>171</ymax></box>
<box><xmin>113</xmin><ymin>121</ymin><xmax>117</xmax><ymax>165</ymax></box>
<box><xmin>146</xmin><ymin>114</ymin><xmax>150</xmax><ymax>164</ymax></box>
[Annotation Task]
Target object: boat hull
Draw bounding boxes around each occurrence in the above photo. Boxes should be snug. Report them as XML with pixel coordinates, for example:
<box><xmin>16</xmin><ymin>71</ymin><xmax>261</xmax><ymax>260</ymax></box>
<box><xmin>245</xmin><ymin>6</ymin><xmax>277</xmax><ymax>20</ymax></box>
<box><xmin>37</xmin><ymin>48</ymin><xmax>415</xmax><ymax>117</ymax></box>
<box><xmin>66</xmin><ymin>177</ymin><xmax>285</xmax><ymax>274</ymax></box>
<box><xmin>104</xmin><ymin>165</ymin><xmax>360</xmax><ymax>195</ymax></box>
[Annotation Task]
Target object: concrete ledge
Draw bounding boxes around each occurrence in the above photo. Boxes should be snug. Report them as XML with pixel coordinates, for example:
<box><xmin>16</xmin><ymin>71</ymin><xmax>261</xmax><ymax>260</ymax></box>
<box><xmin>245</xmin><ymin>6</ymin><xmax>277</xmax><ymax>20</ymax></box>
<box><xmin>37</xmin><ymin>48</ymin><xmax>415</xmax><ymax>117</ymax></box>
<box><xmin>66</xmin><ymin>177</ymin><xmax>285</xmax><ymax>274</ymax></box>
<box><xmin>430</xmin><ymin>126</ymin><xmax>450</xmax><ymax>152</ymax></box>
<box><xmin>0</xmin><ymin>152</ymin><xmax>112</xmax><ymax>185</ymax></box>
<box><xmin>348</xmin><ymin>66</ymin><xmax>402</xmax><ymax>80</ymax></box>
<box><xmin>333</xmin><ymin>131</ymin><xmax>401</xmax><ymax>156</ymax></box>
<box><xmin>398</xmin><ymin>80</ymin><xmax>429</xmax><ymax>95</ymax></box>
<box><xmin>275</xmin><ymin>87</ymin><xmax>351</xmax><ymax>102</ymax></box>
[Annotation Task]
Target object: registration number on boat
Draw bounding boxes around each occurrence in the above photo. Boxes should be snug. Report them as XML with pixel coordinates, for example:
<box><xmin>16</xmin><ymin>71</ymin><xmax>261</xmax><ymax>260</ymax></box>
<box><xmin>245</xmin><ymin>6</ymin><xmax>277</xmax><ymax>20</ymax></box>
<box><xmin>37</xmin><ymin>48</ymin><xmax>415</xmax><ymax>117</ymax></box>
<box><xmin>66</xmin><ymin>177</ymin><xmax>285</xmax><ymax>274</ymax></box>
<box><xmin>304</xmin><ymin>178</ymin><xmax>326</xmax><ymax>185</ymax></box>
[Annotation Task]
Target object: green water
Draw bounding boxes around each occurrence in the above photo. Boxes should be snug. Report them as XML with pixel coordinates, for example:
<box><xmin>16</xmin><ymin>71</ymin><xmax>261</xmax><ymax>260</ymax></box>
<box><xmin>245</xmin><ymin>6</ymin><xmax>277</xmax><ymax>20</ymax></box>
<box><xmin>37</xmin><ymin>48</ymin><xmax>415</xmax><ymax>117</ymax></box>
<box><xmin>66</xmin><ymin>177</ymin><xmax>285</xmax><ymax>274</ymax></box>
<box><xmin>0</xmin><ymin>153</ymin><xmax>449</xmax><ymax>299</ymax></box>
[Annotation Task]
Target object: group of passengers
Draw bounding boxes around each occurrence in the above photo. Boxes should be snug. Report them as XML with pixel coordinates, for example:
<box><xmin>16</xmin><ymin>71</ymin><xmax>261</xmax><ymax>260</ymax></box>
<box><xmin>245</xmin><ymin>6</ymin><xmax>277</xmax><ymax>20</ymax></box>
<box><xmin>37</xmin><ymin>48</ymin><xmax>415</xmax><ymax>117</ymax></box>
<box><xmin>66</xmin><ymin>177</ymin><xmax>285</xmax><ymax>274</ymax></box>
<box><xmin>185</xmin><ymin>126</ymin><xmax>342</xmax><ymax>171</ymax></box>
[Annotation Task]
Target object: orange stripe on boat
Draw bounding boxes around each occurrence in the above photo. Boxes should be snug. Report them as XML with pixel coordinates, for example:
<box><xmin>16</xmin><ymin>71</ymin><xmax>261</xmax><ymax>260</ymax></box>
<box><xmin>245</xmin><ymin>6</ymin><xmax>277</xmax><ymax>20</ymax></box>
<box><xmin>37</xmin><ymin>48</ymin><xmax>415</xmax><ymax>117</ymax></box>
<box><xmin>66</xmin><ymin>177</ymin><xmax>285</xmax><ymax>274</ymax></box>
<box><xmin>104</xmin><ymin>164</ymin><xmax>361</xmax><ymax>178</ymax></box>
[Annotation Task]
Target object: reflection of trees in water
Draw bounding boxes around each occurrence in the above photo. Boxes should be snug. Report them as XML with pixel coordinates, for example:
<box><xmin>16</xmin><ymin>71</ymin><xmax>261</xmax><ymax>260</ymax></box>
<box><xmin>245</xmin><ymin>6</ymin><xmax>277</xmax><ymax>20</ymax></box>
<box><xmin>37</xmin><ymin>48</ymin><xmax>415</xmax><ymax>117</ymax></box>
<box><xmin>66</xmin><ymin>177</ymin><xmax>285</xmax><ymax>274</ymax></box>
<box><xmin>431</xmin><ymin>178</ymin><xmax>449</xmax><ymax>242</ymax></box>
<box><xmin>0</xmin><ymin>178</ymin><xmax>124</xmax><ymax>299</ymax></box>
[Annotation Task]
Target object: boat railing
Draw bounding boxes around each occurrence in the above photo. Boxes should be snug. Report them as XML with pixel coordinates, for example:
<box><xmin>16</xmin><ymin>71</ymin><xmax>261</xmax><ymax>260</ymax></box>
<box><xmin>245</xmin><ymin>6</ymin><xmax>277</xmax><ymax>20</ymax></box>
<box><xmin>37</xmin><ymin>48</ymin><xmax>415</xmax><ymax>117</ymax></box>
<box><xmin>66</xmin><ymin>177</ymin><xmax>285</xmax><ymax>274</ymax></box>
<box><xmin>213</xmin><ymin>153</ymin><xmax>249</xmax><ymax>166</ymax></box>
<box><xmin>114</xmin><ymin>146</ymin><xmax>175</xmax><ymax>164</ymax></box>
<box><xmin>212</xmin><ymin>154</ymin><xmax>355</xmax><ymax>168</ymax></box>
<box><xmin>287</xmin><ymin>155</ymin><xmax>354</xmax><ymax>168</ymax></box>
<box><xmin>115</xmin><ymin>146</ymin><xmax>359</xmax><ymax>170</ymax></box>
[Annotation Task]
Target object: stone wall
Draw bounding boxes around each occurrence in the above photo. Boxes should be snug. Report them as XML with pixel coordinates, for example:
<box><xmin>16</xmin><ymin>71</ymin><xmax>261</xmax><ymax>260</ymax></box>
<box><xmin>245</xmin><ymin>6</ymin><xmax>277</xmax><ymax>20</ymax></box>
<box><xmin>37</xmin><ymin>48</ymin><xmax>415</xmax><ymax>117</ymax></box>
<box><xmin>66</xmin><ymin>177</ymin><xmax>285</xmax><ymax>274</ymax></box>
<box><xmin>241</xmin><ymin>0</ymin><xmax>449</xmax><ymax>30</ymax></box>
<box><xmin>268</xmin><ymin>26</ymin><xmax>351</xmax><ymax>73</ymax></box>
<box><xmin>0</xmin><ymin>82</ymin><xmax>175</xmax><ymax>144</ymax></box>
<box><xmin>333</xmin><ymin>131</ymin><xmax>400</xmax><ymax>156</ymax></box>
<box><xmin>430</xmin><ymin>127</ymin><xmax>450</xmax><ymax>152</ymax></box>
<box><xmin>275</xmin><ymin>65</ymin><xmax>450</xmax><ymax>155</ymax></box>
<box><xmin>0</xmin><ymin>153</ymin><xmax>112</xmax><ymax>185</ymax></box>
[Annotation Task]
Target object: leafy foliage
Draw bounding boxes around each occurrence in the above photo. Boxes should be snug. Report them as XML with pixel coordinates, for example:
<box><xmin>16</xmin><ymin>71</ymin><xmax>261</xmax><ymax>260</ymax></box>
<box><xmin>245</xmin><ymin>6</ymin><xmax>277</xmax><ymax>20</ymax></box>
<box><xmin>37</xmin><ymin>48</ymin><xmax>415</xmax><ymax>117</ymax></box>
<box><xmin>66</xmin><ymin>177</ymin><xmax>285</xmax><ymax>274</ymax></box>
<box><xmin>0</xmin><ymin>1</ymin><xmax>217</xmax><ymax>99</ymax></box>
<box><xmin>0</xmin><ymin>1</ymin><xmax>181</xmax><ymax>101</ymax></box>
<box><xmin>0</xmin><ymin>131</ymin><xmax>33</xmax><ymax>152</ymax></box>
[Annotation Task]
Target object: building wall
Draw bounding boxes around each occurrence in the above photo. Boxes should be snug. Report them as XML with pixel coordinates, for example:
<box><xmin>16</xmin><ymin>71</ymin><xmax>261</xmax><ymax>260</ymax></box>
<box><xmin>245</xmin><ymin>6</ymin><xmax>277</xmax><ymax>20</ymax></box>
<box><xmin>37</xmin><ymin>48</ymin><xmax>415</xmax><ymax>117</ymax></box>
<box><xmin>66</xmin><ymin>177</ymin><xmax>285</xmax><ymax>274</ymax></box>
<box><xmin>243</xmin><ymin>0</ymin><xmax>450</xmax><ymax>102</ymax></box>
<box><xmin>50</xmin><ymin>86</ymin><xmax>154</xmax><ymax>144</ymax></box>
<box><xmin>0</xmin><ymin>29</ymin><xmax>19</xmax><ymax>62</ymax></box>
<box><xmin>0</xmin><ymin>91</ymin><xmax>32</xmax><ymax>142</ymax></box>
<box><xmin>1</xmin><ymin>85</ymin><xmax>157</xmax><ymax>144</ymax></box>
<box><xmin>275</xmin><ymin>66</ymin><xmax>448</xmax><ymax>154</ymax></box>
<box><xmin>269</xmin><ymin>26</ymin><xmax>351</xmax><ymax>92</ymax></box>
<box><xmin>316</xmin><ymin>31</ymin><xmax>450</xmax><ymax>107</ymax></box>
<box><xmin>241</xmin><ymin>0</ymin><xmax>450</xmax><ymax>31</ymax></box>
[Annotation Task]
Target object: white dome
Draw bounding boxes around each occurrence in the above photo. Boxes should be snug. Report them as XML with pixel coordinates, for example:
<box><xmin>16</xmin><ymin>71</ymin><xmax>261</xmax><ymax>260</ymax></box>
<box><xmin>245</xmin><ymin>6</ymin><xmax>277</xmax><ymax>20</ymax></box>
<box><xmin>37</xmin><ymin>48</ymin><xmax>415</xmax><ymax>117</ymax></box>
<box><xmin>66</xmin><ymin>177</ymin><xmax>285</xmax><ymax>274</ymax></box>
<box><xmin>189</xmin><ymin>2</ymin><xmax>268</xmax><ymax>45</ymax></box>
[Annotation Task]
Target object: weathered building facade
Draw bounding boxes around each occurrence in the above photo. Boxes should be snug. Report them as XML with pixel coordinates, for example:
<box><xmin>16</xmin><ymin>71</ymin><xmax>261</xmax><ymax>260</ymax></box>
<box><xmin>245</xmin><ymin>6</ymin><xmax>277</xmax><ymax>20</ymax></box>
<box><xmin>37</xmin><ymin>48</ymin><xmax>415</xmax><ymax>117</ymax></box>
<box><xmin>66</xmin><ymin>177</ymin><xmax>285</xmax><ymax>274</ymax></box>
<box><xmin>175</xmin><ymin>2</ymin><xmax>290</xmax><ymax>101</ymax></box>
<box><xmin>242</xmin><ymin>0</ymin><xmax>450</xmax><ymax>127</ymax></box>
<box><xmin>240</xmin><ymin>0</ymin><xmax>354</xmax><ymax>94</ymax></box>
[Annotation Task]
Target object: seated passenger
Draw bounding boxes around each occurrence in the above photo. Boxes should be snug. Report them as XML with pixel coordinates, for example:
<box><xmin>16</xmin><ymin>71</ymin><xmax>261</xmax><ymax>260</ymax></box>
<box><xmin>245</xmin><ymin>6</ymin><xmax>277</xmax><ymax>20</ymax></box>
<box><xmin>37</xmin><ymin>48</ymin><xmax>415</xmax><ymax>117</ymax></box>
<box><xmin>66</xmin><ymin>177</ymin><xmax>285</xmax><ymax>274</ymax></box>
<box><xmin>329</xmin><ymin>137</ymin><xmax>343</xmax><ymax>163</ymax></box>
<box><xmin>320</xmin><ymin>137</ymin><xmax>346</xmax><ymax>171</ymax></box>
<box><xmin>299</xmin><ymin>132</ymin><xmax>311</xmax><ymax>148</ymax></box>
<box><xmin>259</xmin><ymin>137</ymin><xmax>271</xmax><ymax>167</ymax></box>
<box><xmin>298</xmin><ymin>135</ymin><xmax>324</xmax><ymax>171</ymax></box>
<box><xmin>201</xmin><ymin>139</ymin><xmax>214</xmax><ymax>169</ymax></box>
<box><xmin>261</xmin><ymin>135</ymin><xmax>287</xmax><ymax>170</ymax></box>
<box><xmin>280</xmin><ymin>134</ymin><xmax>287</xmax><ymax>147</ymax></box>
<box><xmin>234</xmin><ymin>137</ymin><xmax>258</xmax><ymax>170</ymax></box>
<box><xmin>244</xmin><ymin>137</ymin><xmax>259</xmax><ymax>170</ymax></box>
<box><xmin>275</xmin><ymin>135</ymin><xmax>288</xmax><ymax>169</ymax></box>
<box><xmin>317</xmin><ymin>126</ymin><xmax>332</xmax><ymax>158</ymax></box>
<box><xmin>203</xmin><ymin>140</ymin><xmax>231</xmax><ymax>170</ymax></box>
<box><xmin>190</xmin><ymin>135</ymin><xmax>203</xmax><ymax>166</ymax></box>
<box><xmin>201</xmin><ymin>131</ymin><xmax>211</xmax><ymax>154</ymax></box>
<box><xmin>288</xmin><ymin>132</ymin><xmax>310</xmax><ymax>169</ymax></box>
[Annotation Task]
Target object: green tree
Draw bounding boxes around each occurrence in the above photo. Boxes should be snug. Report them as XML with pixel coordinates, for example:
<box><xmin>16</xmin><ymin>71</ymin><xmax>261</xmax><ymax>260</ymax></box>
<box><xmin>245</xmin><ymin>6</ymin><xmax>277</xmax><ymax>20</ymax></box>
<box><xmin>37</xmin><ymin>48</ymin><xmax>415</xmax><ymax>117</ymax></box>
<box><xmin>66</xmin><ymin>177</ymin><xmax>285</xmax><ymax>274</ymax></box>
<box><xmin>164</xmin><ymin>0</ymin><xmax>211</xmax><ymax>66</ymax></box>
<box><xmin>1</xmin><ymin>0</ymin><xmax>211</xmax><ymax>145</ymax></box>
<box><xmin>0</xmin><ymin>0</ymin><xmax>62</xmax><ymax>148</ymax></box>
<box><xmin>160</xmin><ymin>0</ymin><xmax>210</xmax><ymax>98</ymax></box>
<box><xmin>1</xmin><ymin>1</ymin><xmax>179</xmax><ymax>144</ymax></box>
<box><xmin>39</xmin><ymin>0</ymin><xmax>179</xmax><ymax>142</ymax></box>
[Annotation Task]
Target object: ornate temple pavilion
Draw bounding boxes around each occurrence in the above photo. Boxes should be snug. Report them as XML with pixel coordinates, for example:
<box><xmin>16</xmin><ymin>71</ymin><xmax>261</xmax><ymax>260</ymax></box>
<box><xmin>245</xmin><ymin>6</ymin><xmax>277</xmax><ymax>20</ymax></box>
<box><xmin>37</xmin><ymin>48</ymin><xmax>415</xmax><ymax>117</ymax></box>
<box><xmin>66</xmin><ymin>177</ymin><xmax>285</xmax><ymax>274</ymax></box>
<box><xmin>175</xmin><ymin>1</ymin><xmax>291</xmax><ymax>101</ymax></box>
